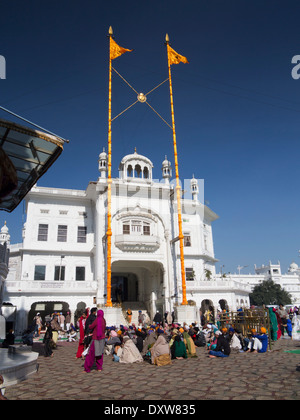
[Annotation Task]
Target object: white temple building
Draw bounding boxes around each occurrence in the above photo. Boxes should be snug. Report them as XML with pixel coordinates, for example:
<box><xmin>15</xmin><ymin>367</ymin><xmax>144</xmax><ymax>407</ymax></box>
<box><xmin>1</xmin><ymin>149</ymin><xmax>298</xmax><ymax>334</ymax></box>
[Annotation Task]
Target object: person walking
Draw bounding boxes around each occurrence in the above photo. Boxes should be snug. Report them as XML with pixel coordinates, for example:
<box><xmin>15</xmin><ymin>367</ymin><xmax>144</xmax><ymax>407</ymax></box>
<box><xmin>83</xmin><ymin>310</ymin><xmax>106</xmax><ymax>373</ymax></box>
<box><xmin>50</xmin><ymin>314</ymin><xmax>63</xmax><ymax>348</ymax></box>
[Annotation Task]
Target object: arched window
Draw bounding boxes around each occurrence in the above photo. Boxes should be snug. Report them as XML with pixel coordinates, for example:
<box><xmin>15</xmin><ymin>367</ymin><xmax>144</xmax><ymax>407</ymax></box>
<box><xmin>143</xmin><ymin>167</ymin><xmax>149</xmax><ymax>179</ymax></box>
<box><xmin>134</xmin><ymin>164</ymin><xmax>142</xmax><ymax>178</ymax></box>
<box><xmin>127</xmin><ymin>165</ymin><xmax>133</xmax><ymax>177</ymax></box>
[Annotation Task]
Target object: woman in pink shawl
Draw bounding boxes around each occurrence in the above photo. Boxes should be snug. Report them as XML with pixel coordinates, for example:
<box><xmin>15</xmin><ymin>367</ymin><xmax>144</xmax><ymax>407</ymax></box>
<box><xmin>84</xmin><ymin>310</ymin><xmax>106</xmax><ymax>373</ymax></box>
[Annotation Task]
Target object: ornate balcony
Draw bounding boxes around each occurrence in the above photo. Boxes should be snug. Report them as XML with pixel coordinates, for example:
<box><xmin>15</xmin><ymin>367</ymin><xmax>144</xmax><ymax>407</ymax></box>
<box><xmin>114</xmin><ymin>234</ymin><xmax>160</xmax><ymax>252</ymax></box>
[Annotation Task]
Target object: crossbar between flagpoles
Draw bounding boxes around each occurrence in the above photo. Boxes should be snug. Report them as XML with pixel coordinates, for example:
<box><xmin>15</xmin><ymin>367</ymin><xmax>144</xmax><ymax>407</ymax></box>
<box><xmin>111</xmin><ymin>67</ymin><xmax>172</xmax><ymax>128</ymax></box>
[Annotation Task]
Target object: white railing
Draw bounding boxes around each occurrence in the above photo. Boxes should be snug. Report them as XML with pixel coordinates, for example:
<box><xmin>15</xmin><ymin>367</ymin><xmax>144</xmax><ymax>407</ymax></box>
<box><xmin>185</xmin><ymin>280</ymin><xmax>252</xmax><ymax>292</ymax></box>
<box><xmin>5</xmin><ymin>280</ymin><xmax>97</xmax><ymax>292</ymax></box>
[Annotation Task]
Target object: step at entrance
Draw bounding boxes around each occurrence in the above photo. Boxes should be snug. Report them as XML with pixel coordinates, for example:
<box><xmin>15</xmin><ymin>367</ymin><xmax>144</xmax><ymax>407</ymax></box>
<box><xmin>122</xmin><ymin>302</ymin><xmax>151</xmax><ymax>326</ymax></box>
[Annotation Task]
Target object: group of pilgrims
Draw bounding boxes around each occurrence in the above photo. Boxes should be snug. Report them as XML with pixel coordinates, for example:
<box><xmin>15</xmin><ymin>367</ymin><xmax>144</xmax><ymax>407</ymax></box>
<box><xmin>74</xmin><ymin>308</ymin><xmax>202</xmax><ymax>372</ymax></box>
<box><xmin>54</xmin><ymin>306</ymin><xmax>271</xmax><ymax>373</ymax></box>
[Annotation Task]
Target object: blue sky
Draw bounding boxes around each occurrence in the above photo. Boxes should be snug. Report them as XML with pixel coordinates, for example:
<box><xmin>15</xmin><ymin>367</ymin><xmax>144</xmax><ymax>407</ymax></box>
<box><xmin>1</xmin><ymin>0</ymin><xmax>300</xmax><ymax>274</ymax></box>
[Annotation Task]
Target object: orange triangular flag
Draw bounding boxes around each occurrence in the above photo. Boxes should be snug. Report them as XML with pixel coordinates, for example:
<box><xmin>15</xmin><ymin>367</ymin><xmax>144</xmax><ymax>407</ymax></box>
<box><xmin>110</xmin><ymin>38</ymin><xmax>133</xmax><ymax>60</ymax></box>
<box><xmin>168</xmin><ymin>44</ymin><xmax>189</xmax><ymax>65</ymax></box>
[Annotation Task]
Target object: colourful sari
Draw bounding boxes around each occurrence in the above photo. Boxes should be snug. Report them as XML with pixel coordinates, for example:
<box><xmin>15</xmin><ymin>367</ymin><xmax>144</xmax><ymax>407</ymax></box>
<box><xmin>76</xmin><ymin>315</ymin><xmax>86</xmax><ymax>358</ymax></box>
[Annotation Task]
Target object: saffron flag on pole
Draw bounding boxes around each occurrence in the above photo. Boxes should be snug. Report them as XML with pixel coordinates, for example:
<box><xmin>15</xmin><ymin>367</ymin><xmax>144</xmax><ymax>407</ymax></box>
<box><xmin>167</xmin><ymin>44</ymin><xmax>189</xmax><ymax>65</ymax></box>
<box><xmin>110</xmin><ymin>38</ymin><xmax>133</xmax><ymax>60</ymax></box>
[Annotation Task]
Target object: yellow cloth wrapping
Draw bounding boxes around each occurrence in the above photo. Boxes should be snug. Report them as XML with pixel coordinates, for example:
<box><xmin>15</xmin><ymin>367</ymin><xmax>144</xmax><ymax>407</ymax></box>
<box><xmin>154</xmin><ymin>354</ymin><xmax>172</xmax><ymax>366</ymax></box>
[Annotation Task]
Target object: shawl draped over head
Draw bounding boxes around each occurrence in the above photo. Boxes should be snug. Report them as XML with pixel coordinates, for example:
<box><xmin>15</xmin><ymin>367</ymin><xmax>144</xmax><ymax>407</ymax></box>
<box><xmin>150</xmin><ymin>335</ymin><xmax>170</xmax><ymax>364</ymax></box>
<box><xmin>119</xmin><ymin>336</ymin><xmax>143</xmax><ymax>364</ymax></box>
<box><xmin>183</xmin><ymin>331</ymin><xmax>197</xmax><ymax>357</ymax></box>
<box><xmin>171</xmin><ymin>334</ymin><xmax>187</xmax><ymax>359</ymax></box>
<box><xmin>141</xmin><ymin>330</ymin><xmax>157</xmax><ymax>355</ymax></box>
<box><xmin>96</xmin><ymin>310</ymin><xmax>106</xmax><ymax>340</ymax></box>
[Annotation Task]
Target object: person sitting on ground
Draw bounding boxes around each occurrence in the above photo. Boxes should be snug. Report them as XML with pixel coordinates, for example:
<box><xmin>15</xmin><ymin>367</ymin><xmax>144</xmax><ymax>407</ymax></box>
<box><xmin>150</xmin><ymin>330</ymin><xmax>172</xmax><ymax>366</ymax></box>
<box><xmin>171</xmin><ymin>334</ymin><xmax>188</xmax><ymax>359</ymax></box>
<box><xmin>105</xmin><ymin>328</ymin><xmax>121</xmax><ymax>355</ymax></box>
<box><xmin>141</xmin><ymin>327</ymin><xmax>157</xmax><ymax>356</ymax></box>
<box><xmin>168</xmin><ymin>328</ymin><xmax>179</xmax><ymax>348</ymax></box>
<box><xmin>234</xmin><ymin>326</ymin><xmax>248</xmax><ymax>351</ymax></box>
<box><xmin>119</xmin><ymin>335</ymin><xmax>143</xmax><ymax>364</ymax></box>
<box><xmin>202</xmin><ymin>324</ymin><xmax>214</xmax><ymax>343</ymax></box>
<box><xmin>228</xmin><ymin>327</ymin><xmax>242</xmax><ymax>352</ymax></box>
<box><xmin>183</xmin><ymin>330</ymin><xmax>198</xmax><ymax>357</ymax></box>
<box><xmin>246</xmin><ymin>327</ymin><xmax>268</xmax><ymax>353</ymax></box>
<box><xmin>208</xmin><ymin>330</ymin><xmax>231</xmax><ymax>358</ymax></box>
<box><xmin>207</xmin><ymin>329</ymin><xmax>219</xmax><ymax>352</ymax></box>
<box><xmin>112</xmin><ymin>344</ymin><xmax>123</xmax><ymax>362</ymax></box>
<box><xmin>194</xmin><ymin>328</ymin><xmax>207</xmax><ymax>347</ymax></box>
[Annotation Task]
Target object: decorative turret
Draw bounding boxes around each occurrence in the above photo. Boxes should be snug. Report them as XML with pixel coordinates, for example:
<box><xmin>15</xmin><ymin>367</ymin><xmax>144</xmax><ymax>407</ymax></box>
<box><xmin>162</xmin><ymin>156</ymin><xmax>172</xmax><ymax>184</ymax></box>
<box><xmin>98</xmin><ymin>148</ymin><xmax>108</xmax><ymax>178</ymax></box>
<box><xmin>0</xmin><ymin>221</ymin><xmax>10</xmax><ymax>245</ymax></box>
<box><xmin>190</xmin><ymin>175</ymin><xmax>199</xmax><ymax>201</ymax></box>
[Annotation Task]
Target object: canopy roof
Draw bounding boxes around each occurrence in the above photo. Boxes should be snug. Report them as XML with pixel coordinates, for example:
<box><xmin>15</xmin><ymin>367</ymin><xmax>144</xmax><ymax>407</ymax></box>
<box><xmin>0</xmin><ymin>118</ymin><xmax>65</xmax><ymax>212</ymax></box>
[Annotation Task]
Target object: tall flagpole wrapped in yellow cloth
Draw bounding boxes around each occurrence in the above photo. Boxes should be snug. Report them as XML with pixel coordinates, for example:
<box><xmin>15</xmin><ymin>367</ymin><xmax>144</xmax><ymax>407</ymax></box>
<box><xmin>165</xmin><ymin>34</ymin><xmax>189</xmax><ymax>306</ymax></box>
<box><xmin>106</xmin><ymin>27</ymin><xmax>132</xmax><ymax>307</ymax></box>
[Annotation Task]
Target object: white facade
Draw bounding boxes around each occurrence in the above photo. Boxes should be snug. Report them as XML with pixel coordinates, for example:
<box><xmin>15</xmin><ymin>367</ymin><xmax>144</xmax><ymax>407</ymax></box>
<box><xmin>3</xmin><ymin>149</ymin><xmax>253</xmax><ymax>333</ymax></box>
<box><xmin>219</xmin><ymin>261</ymin><xmax>300</xmax><ymax>307</ymax></box>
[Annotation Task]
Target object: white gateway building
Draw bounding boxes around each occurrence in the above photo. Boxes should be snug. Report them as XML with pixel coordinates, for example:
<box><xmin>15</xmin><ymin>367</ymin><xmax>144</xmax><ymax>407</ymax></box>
<box><xmin>2</xmin><ymin>149</ymin><xmax>251</xmax><ymax>334</ymax></box>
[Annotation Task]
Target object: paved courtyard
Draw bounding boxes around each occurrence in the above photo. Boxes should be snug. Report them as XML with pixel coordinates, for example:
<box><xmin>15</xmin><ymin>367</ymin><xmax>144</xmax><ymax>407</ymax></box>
<box><xmin>3</xmin><ymin>337</ymin><xmax>300</xmax><ymax>401</ymax></box>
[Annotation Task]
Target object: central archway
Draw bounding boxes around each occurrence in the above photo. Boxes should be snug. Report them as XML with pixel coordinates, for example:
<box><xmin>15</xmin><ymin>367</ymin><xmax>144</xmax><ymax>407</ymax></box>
<box><xmin>111</xmin><ymin>260</ymin><xmax>165</xmax><ymax>321</ymax></box>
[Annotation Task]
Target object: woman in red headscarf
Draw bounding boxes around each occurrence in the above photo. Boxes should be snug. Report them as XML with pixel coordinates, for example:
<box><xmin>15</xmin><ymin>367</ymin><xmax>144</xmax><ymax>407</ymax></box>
<box><xmin>83</xmin><ymin>310</ymin><xmax>106</xmax><ymax>373</ymax></box>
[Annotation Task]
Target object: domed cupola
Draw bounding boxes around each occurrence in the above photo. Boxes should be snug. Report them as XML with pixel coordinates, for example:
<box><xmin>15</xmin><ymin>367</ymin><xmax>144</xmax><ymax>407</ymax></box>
<box><xmin>98</xmin><ymin>148</ymin><xmax>108</xmax><ymax>178</ymax></box>
<box><xmin>118</xmin><ymin>148</ymin><xmax>153</xmax><ymax>181</ymax></box>
<box><xmin>288</xmin><ymin>262</ymin><xmax>299</xmax><ymax>273</ymax></box>
<box><xmin>190</xmin><ymin>175</ymin><xmax>199</xmax><ymax>201</ymax></box>
<box><xmin>0</xmin><ymin>221</ymin><xmax>10</xmax><ymax>245</ymax></box>
<box><xmin>162</xmin><ymin>156</ymin><xmax>172</xmax><ymax>184</ymax></box>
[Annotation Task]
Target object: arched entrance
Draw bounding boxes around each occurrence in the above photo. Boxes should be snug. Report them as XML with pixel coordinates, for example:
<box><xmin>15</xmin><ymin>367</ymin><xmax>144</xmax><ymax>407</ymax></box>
<box><xmin>200</xmin><ymin>299</ymin><xmax>215</xmax><ymax>324</ymax></box>
<box><xmin>28</xmin><ymin>301</ymin><xmax>70</xmax><ymax>327</ymax></box>
<box><xmin>111</xmin><ymin>260</ymin><xmax>165</xmax><ymax>320</ymax></box>
<box><xmin>219</xmin><ymin>299</ymin><xmax>229</xmax><ymax>311</ymax></box>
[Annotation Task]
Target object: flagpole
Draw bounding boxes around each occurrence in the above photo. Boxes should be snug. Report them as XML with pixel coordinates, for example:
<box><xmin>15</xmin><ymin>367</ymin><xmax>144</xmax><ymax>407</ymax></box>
<box><xmin>106</xmin><ymin>26</ymin><xmax>113</xmax><ymax>307</ymax></box>
<box><xmin>165</xmin><ymin>34</ymin><xmax>187</xmax><ymax>306</ymax></box>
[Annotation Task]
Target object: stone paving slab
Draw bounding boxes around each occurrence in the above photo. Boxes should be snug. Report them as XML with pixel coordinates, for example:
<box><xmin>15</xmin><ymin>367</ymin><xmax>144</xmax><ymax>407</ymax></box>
<box><xmin>3</xmin><ymin>337</ymin><xmax>300</xmax><ymax>401</ymax></box>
